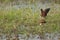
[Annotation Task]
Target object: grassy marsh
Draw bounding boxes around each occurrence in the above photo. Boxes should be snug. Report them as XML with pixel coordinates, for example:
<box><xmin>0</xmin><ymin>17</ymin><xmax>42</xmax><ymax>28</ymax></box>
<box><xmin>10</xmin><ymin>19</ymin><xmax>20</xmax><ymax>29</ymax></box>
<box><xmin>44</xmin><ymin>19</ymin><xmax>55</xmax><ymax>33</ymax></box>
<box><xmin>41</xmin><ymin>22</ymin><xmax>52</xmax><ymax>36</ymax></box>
<box><xmin>0</xmin><ymin>5</ymin><xmax>60</xmax><ymax>35</ymax></box>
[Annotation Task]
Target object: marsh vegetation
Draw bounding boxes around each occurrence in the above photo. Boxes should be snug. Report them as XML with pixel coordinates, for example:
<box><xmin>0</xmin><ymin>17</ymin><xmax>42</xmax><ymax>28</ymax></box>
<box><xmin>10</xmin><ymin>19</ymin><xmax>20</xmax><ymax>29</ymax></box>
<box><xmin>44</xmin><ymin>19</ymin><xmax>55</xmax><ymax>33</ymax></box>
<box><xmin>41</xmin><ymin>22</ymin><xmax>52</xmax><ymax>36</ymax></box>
<box><xmin>0</xmin><ymin>0</ymin><xmax>60</xmax><ymax>40</ymax></box>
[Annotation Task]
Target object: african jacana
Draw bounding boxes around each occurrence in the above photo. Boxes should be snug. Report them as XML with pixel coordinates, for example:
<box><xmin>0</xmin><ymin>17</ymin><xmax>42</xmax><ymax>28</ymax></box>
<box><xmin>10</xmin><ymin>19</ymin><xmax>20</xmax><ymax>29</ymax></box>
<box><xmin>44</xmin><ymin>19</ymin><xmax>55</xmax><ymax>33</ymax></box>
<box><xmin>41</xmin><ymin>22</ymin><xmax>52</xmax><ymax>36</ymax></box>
<box><xmin>40</xmin><ymin>8</ymin><xmax>50</xmax><ymax>25</ymax></box>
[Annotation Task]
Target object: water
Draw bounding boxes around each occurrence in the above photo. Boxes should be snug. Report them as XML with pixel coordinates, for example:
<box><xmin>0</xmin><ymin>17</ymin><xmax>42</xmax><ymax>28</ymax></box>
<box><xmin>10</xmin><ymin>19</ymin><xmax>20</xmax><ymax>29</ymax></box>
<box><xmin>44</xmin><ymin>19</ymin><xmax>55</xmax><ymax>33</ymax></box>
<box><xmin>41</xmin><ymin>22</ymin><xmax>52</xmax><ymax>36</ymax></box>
<box><xmin>0</xmin><ymin>33</ymin><xmax>60</xmax><ymax>40</ymax></box>
<box><xmin>0</xmin><ymin>2</ymin><xmax>60</xmax><ymax>12</ymax></box>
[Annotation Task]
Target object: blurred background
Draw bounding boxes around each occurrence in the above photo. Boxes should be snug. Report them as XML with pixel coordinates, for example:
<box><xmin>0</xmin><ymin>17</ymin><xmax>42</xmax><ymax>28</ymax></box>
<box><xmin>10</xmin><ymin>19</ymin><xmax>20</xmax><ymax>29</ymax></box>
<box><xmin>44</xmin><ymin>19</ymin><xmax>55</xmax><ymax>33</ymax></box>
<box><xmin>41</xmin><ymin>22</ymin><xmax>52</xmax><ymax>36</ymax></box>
<box><xmin>0</xmin><ymin>0</ymin><xmax>60</xmax><ymax>40</ymax></box>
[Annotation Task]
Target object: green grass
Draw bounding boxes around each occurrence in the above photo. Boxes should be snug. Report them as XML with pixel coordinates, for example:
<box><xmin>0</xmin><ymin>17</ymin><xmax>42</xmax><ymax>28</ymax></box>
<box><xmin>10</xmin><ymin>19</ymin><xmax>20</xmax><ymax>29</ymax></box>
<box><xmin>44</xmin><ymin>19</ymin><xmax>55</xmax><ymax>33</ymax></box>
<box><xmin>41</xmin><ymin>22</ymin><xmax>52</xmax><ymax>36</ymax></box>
<box><xmin>0</xmin><ymin>6</ymin><xmax>60</xmax><ymax>35</ymax></box>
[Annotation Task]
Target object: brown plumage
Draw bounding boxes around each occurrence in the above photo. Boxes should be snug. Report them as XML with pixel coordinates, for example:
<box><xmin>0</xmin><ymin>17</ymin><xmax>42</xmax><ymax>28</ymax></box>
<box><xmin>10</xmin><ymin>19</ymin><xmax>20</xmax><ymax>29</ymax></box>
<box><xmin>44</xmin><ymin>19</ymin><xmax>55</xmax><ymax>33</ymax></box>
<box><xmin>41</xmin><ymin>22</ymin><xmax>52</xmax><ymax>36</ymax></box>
<box><xmin>41</xmin><ymin>8</ymin><xmax>50</xmax><ymax>17</ymax></box>
<box><xmin>40</xmin><ymin>8</ymin><xmax>50</xmax><ymax>25</ymax></box>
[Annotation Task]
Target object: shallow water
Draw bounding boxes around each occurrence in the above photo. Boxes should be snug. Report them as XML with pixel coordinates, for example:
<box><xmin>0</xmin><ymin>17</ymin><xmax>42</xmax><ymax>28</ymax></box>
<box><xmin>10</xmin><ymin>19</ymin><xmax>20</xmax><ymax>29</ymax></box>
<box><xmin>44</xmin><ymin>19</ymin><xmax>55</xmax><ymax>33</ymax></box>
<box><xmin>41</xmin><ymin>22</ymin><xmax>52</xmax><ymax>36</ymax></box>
<box><xmin>0</xmin><ymin>2</ymin><xmax>60</xmax><ymax>12</ymax></box>
<box><xmin>0</xmin><ymin>33</ymin><xmax>60</xmax><ymax>40</ymax></box>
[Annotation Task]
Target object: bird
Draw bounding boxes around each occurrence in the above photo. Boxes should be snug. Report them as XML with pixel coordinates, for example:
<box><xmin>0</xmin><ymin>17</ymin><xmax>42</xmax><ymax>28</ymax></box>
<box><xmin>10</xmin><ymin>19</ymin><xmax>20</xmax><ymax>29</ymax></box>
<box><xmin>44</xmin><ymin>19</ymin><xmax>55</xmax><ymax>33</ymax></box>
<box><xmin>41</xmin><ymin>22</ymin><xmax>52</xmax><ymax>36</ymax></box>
<box><xmin>41</xmin><ymin>8</ymin><xmax>50</xmax><ymax>17</ymax></box>
<box><xmin>39</xmin><ymin>17</ymin><xmax>46</xmax><ymax>25</ymax></box>
<box><xmin>40</xmin><ymin>8</ymin><xmax>50</xmax><ymax>25</ymax></box>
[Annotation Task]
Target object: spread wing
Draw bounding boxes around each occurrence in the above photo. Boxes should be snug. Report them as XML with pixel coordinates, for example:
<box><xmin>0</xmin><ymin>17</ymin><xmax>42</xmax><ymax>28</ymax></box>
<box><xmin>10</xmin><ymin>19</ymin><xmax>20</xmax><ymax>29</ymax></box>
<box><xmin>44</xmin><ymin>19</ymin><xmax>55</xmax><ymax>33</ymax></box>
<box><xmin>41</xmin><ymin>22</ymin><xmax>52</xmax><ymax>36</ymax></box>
<box><xmin>40</xmin><ymin>8</ymin><xmax>50</xmax><ymax>17</ymax></box>
<box><xmin>45</xmin><ymin>8</ymin><xmax>50</xmax><ymax>16</ymax></box>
